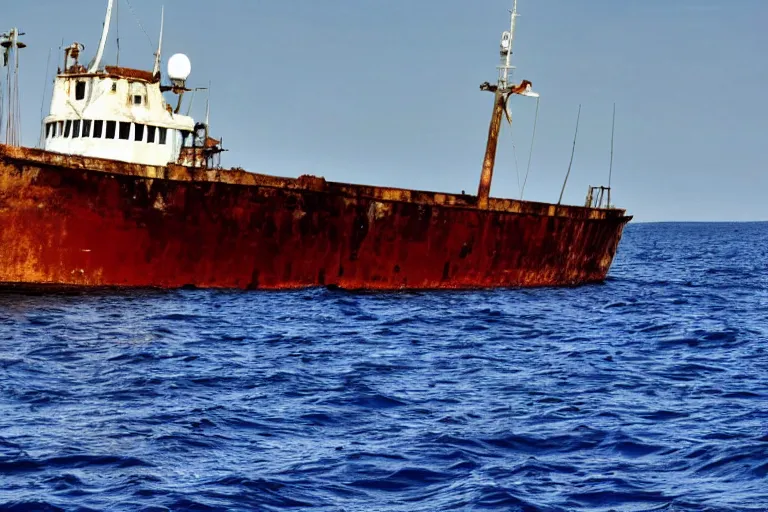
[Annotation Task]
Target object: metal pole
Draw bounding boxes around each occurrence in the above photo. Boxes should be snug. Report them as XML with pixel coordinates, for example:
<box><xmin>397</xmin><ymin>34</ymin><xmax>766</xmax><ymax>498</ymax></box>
<box><xmin>508</xmin><ymin>0</ymin><xmax>518</xmax><ymax>64</ymax></box>
<box><xmin>608</xmin><ymin>102</ymin><xmax>615</xmax><ymax>208</ymax></box>
<box><xmin>153</xmin><ymin>6</ymin><xmax>164</xmax><ymax>76</ymax></box>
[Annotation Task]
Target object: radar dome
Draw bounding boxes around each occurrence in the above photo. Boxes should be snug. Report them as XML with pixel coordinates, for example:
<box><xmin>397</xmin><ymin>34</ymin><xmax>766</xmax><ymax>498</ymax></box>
<box><xmin>167</xmin><ymin>53</ymin><xmax>192</xmax><ymax>82</ymax></box>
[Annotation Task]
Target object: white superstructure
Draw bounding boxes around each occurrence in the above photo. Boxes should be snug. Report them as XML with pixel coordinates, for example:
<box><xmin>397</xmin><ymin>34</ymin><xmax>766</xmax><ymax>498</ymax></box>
<box><xmin>41</xmin><ymin>0</ymin><xmax>203</xmax><ymax>167</ymax></box>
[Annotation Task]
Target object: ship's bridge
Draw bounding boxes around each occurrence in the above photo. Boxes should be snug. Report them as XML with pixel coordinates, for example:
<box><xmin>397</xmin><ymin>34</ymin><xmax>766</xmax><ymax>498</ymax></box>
<box><xmin>42</xmin><ymin>57</ymin><xmax>195</xmax><ymax>167</ymax></box>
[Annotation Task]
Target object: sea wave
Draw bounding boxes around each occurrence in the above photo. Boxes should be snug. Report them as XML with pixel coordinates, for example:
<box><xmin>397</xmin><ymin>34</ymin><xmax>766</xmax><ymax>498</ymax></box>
<box><xmin>1</xmin><ymin>223</ymin><xmax>767</xmax><ymax>510</ymax></box>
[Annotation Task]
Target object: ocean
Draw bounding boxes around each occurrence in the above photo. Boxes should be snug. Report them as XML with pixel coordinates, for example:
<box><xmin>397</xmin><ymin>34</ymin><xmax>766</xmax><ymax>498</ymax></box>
<box><xmin>1</xmin><ymin>222</ymin><xmax>766</xmax><ymax>511</ymax></box>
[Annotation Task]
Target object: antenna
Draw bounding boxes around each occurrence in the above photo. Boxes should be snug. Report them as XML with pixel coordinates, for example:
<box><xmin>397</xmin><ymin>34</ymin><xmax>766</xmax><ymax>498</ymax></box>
<box><xmin>88</xmin><ymin>0</ymin><xmax>114</xmax><ymax>73</ymax></box>
<box><xmin>153</xmin><ymin>6</ymin><xmax>164</xmax><ymax>77</ymax></box>
<box><xmin>185</xmin><ymin>90</ymin><xmax>196</xmax><ymax>116</ymax></box>
<box><xmin>497</xmin><ymin>0</ymin><xmax>518</xmax><ymax>88</ymax></box>
<box><xmin>115</xmin><ymin>0</ymin><xmax>120</xmax><ymax>67</ymax></box>
<box><xmin>205</xmin><ymin>81</ymin><xmax>211</xmax><ymax>126</ymax></box>
<box><xmin>558</xmin><ymin>104</ymin><xmax>581</xmax><ymax>205</ymax></box>
<box><xmin>608</xmin><ymin>103</ymin><xmax>615</xmax><ymax>208</ymax></box>
<box><xmin>509</xmin><ymin>0</ymin><xmax>518</xmax><ymax>61</ymax></box>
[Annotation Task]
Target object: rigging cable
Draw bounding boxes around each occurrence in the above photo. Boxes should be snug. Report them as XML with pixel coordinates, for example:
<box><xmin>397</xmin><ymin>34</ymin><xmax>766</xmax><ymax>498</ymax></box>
<box><xmin>503</xmin><ymin>96</ymin><xmax>522</xmax><ymax>197</ymax></box>
<box><xmin>520</xmin><ymin>96</ymin><xmax>540</xmax><ymax>200</ymax></box>
<box><xmin>506</xmin><ymin>121</ymin><xmax>522</xmax><ymax>197</ymax></box>
<box><xmin>557</xmin><ymin>104</ymin><xmax>581</xmax><ymax>205</ymax></box>
<box><xmin>124</xmin><ymin>0</ymin><xmax>155</xmax><ymax>51</ymax></box>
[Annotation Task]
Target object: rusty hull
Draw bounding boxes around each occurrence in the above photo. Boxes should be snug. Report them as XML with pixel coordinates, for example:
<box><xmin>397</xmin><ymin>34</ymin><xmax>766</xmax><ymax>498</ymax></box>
<box><xmin>0</xmin><ymin>144</ymin><xmax>631</xmax><ymax>290</ymax></box>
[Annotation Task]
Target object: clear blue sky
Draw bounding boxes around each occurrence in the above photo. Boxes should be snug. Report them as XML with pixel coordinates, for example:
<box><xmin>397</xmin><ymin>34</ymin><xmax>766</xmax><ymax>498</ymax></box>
<box><xmin>5</xmin><ymin>0</ymin><xmax>767</xmax><ymax>221</ymax></box>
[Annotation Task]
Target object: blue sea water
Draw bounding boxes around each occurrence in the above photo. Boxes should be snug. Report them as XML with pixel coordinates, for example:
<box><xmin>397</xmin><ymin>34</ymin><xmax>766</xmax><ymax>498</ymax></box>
<box><xmin>0</xmin><ymin>222</ymin><xmax>767</xmax><ymax>512</ymax></box>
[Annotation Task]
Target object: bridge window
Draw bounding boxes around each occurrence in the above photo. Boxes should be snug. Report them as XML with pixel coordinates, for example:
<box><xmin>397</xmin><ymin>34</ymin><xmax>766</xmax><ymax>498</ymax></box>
<box><xmin>73</xmin><ymin>120</ymin><xmax>81</xmax><ymax>138</ymax></box>
<box><xmin>119</xmin><ymin>122</ymin><xmax>130</xmax><ymax>140</ymax></box>
<box><xmin>106</xmin><ymin>120</ymin><xmax>116</xmax><ymax>139</ymax></box>
<box><xmin>58</xmin><ymin>121</ymin><xmax>64</xmax><ymax>137</ymax></box>
<box><xmin>94</xmin><ymin>120</ymin><xmax>103</xmax><ymax>138</ymax></box>
<box><xmin>158</xmin><ymin>127</ymin><xmax>167</xmax><ymax>145</ymax></box>
<box><xmin>134</xmin><ymin>123</ymin><xmax>145</xmax><ymax>142</ymax></box>
<box><xmin>45</xmin><ymin>123</ymin><xmax>52</xmax><ymax>138</ymax></box>
<box><xmin>75</xmin><ymin>81</ymin><xmax>86</xmax><ymax>101</ymax></box>
<box><xmin>147</xmin><ymin>125</ymin><xmax>156</xmax><ymax>143</ymax></box>
<box><xmin>64</xmin><ymin>120</ymin><xmax>72</xmax><ymax>138</ymax></box>
<box><xmin>82</xmin><ymin>120</ymin><xmax>91</xmax><ymax>138</ymax></box>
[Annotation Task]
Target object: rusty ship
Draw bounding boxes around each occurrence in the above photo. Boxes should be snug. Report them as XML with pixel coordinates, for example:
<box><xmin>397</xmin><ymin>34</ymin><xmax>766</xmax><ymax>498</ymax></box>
<box><xmin>0</xmin><ymin>1</ymin><xmax>631</xmax><ymax>291</ymax></box>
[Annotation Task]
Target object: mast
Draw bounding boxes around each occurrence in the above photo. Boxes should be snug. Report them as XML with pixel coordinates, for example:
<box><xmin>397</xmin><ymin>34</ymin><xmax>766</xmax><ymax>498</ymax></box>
<box><xmin>477</xmin><ymin>2</ymin><xmax>537</xmax><ymax>209</ymax></box>
<box><xmin>88</xmin><ymin>0</ymin><xmax>114</xmax><ymax>73</ymax></box>
<box><xmin>477</xmin><ymin>88</ymin><xmax>506</xmax><ymax>209</ymax></box>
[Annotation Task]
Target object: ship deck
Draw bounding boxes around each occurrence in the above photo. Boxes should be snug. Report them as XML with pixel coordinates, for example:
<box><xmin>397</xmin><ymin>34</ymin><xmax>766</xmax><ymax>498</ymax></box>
<box><xmin>0</xmin><ymin>144</ymin><xmax>631</xmax><ymax>223</ymax></box>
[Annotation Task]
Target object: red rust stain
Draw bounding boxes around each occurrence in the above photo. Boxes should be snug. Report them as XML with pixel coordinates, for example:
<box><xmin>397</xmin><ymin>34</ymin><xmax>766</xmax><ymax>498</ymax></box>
<box><xmin>0</xmin><ymin>145</ymin><xmax>631</xmax><ymax>290</ymax></box>
<box><xmin>104</xmin><ymin>66</ymin><xmax>158</xmax><ymax>83</ymax></box>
